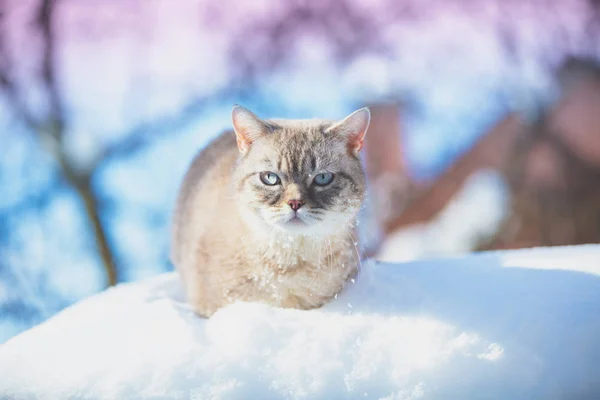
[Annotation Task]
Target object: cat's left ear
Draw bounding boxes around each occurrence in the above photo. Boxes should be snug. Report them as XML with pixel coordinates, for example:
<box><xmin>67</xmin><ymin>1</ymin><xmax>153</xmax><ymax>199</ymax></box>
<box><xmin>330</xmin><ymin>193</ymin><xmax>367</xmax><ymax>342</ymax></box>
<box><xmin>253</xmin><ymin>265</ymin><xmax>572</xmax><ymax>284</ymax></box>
<box><xmin>326</xmin><ymin>107</ymin><xmax>371</xmax><ymax>155</ymax></box>
<box><xmin>232</xmin><ymin>105</ymin><xmax>270</xmax><ymax>154</ymax></box>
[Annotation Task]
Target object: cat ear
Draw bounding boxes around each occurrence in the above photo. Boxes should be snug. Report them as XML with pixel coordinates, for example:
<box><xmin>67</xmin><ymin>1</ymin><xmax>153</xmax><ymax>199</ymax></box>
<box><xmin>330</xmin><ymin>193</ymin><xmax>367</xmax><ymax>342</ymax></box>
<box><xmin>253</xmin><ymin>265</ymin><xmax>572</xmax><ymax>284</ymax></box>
<box><xmin>326</xmin><ymin>107</ymin><xmax>371</xmax><ymax>154</ymax></box>
<box><xmin>232</xmin><ymin>105</ymin><xmax>270</xmax><ymax>153</ymax></box>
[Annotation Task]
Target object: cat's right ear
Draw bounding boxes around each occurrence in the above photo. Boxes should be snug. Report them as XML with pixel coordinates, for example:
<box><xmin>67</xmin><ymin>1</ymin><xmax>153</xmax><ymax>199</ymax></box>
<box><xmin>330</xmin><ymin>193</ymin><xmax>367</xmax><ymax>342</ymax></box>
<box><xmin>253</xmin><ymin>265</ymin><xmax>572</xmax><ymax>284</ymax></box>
<box><xmin>232</xmin><ymin>105</ymin><xmax>270</xmax><ymax>154</ymax></box>
<box><xmin>325</xmin><ymin>107</ymin><xmax>371</xmax><ymax>155</ymax></box>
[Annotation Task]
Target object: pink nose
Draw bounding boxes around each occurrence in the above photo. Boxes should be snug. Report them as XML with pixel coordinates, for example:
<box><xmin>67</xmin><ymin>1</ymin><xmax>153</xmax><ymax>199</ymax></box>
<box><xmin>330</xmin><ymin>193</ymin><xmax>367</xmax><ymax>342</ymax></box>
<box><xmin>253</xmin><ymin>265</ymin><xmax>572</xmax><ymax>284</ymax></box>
<box><xmin>288</xmin><ymin>199</ymin><xmax>304</xmax><ymax>211</ymax></box>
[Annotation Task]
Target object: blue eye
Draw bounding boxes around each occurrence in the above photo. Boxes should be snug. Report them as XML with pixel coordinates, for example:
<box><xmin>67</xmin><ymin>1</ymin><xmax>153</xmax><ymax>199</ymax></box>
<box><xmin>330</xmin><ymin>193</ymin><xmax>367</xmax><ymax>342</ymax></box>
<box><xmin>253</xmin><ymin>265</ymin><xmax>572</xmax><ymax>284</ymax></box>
<box><xmin>314</xmin><ymin>172</ymin><xmax>334</xmax><ymax>186</ymax></box>
<box><xmin>260</xmin><ymin>172</ymin><xmax>280</xmax><ymax>186</ymax></box>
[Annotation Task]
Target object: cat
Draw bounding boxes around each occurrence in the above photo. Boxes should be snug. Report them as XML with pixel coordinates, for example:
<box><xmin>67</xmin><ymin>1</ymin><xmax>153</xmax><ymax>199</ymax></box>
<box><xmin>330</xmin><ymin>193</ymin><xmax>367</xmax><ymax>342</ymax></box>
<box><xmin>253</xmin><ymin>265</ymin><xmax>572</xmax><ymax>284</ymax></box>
<box><xmin>171</xmin><ymin>105</ymin><xmax>370</xmax><ymax>317</ymax></box>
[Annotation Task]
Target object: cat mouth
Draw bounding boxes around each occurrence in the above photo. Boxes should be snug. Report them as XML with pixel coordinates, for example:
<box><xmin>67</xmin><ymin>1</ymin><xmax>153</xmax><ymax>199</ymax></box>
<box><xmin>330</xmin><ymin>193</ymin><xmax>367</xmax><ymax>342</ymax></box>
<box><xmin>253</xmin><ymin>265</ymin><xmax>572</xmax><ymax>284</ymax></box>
<box><xmin>286</xmin><ymin>215</ymin><xmax>306</xmax><ymax>226</ymax></box>
<box><xmin>277</xmin><ymin>214</ymin><xmax>312</xmax><ymax>231</ymax></box>
<box><xmin>273</xmin><ymin>212</ymin><xmax>321</xmax><ymax>234</ymax></box>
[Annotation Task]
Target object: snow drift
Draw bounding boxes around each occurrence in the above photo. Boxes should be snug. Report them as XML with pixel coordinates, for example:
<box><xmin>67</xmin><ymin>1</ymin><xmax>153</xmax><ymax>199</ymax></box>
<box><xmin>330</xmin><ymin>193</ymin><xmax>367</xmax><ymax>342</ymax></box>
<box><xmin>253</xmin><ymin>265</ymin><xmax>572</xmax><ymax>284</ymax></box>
<box><xmin>1</xmin><ymin>245</ymin><xmax>600</xmax><ymax>399</ymax></box>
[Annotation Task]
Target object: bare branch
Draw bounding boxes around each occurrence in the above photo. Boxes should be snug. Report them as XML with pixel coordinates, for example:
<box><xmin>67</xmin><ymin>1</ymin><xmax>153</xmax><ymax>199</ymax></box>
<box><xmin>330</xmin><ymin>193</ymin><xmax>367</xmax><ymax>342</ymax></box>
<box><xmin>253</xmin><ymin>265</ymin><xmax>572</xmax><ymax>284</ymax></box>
<box><xmin>91</xmin><ymin>88</ymin><xmax>234</xmax><ymax>172</ymax></box>
<box><xmin>36</xmin><ymin>0</ymin><xmax>64</xmax><ymax>138</ymax></box>
<box><xmin>0</xmin><ymin>0</ymin><xmax>119</xmax><ymax>287</ymax></box>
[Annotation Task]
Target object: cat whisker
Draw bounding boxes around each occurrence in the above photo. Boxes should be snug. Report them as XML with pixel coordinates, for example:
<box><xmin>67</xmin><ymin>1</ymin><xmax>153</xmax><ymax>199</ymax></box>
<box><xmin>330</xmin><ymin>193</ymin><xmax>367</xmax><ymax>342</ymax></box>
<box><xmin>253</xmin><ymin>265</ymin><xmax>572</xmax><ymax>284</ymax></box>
<box><xmin>299</xmin><ymin>213</ymin><xmax>319</xmax><ymax>224</ymax></box>
<box><xmin>343</xmin><ymin>225</ymin><xmax>363</xmax><ymax>282</ymax></box>
<box><xmin>326</xmin><ymin>237</ymin><xmax>333</xmax><ymax>287</ymax></box>
<box><xmin>305</xmin><ymin>213</ymin><xmax>323</xmax><ymax>222</ymax></box>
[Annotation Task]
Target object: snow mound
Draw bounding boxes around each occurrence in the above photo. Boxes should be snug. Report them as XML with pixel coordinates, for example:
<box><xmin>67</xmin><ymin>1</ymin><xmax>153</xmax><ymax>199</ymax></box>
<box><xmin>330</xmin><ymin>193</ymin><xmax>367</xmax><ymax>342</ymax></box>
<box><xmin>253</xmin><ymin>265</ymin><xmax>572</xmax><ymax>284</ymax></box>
<box><xmin>1</xmin><ymin>245</ymin><xmax>600</xmax><ymax>399</ymax></box>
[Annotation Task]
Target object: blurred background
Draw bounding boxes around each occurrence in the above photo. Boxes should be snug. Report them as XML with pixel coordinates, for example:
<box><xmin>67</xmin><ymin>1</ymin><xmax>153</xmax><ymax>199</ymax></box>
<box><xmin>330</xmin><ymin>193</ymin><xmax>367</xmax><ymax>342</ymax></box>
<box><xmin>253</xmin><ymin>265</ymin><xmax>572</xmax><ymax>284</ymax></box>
<box><xmin>1</xmin><ymin>0</ymin><xmax>600</xmax><ymax>343</ymax></box>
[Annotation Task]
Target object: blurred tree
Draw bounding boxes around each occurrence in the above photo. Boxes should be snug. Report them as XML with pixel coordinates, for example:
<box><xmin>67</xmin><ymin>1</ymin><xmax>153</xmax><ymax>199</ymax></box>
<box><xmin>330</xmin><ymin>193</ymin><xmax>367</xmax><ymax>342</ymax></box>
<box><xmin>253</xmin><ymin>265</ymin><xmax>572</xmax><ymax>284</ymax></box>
<box><xmin>483</xmin><ymin>59</ymin><xmax>600</xmax><ymax>250</ymax></box>
<box><xmin>0</xmin><ymin>0</ymin><xmax>119</xmax><ymax>286</ymax></box>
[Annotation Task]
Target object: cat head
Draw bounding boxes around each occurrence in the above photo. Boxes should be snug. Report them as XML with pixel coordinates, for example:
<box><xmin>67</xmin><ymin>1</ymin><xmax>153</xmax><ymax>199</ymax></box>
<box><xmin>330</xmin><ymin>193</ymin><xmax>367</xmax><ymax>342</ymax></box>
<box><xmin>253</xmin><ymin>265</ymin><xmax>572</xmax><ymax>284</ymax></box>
<box><xmin>231</xmin><ymin>105</ymin><xmax>370</xmax><ymax>238</ymax></box>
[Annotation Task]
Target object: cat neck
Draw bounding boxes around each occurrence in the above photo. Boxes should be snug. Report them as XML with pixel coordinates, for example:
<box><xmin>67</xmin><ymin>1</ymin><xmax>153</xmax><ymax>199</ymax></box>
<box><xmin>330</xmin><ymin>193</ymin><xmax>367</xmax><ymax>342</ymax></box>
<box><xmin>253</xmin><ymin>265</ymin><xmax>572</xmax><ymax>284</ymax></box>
<box><xmin>243</xmin><ymin>228</ymin><xmax>354</xmax><ymax>270</ymax></box>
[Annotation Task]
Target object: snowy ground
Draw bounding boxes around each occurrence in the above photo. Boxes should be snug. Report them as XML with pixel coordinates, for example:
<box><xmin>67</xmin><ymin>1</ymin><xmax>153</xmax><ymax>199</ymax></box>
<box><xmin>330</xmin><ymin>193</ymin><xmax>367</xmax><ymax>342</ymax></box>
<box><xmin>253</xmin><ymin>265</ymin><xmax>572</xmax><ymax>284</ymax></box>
<box><xmin>1</xmin><ymin>245</ymin><xmax>599</xmax><ymax>399</ymax></box>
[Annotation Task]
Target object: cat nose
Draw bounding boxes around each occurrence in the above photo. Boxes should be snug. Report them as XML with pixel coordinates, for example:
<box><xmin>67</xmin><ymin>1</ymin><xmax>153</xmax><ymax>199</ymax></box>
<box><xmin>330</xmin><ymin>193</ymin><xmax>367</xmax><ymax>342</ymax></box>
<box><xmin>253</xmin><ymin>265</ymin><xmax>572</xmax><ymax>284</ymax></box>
<box><xmin>288</xmin><ymin>199</ymin><xmax>304</xmax><ymax>211</ymax></box>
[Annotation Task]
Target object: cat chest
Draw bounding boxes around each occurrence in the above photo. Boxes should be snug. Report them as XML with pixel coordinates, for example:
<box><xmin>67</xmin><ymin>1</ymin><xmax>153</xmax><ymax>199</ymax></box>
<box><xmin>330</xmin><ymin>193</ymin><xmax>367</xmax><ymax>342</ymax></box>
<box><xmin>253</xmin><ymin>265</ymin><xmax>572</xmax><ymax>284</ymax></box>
<box><xmin>247</xmin><ymin>259</ymin><xmax>353</xmax><ymax>304</ymax></box>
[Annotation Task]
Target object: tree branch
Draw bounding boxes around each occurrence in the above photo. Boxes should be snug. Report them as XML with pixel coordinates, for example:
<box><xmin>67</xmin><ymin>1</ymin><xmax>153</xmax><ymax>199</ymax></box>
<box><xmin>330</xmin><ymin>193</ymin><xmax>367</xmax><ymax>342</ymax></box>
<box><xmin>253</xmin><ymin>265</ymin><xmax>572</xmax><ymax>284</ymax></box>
<box><xmin>90</xmin><ymin>88</ymin><xmax>234</xmax><ymax>171</ymax></box>
<box><xmin>0</xmin><ymin>0</ymin><xmax>119</xmax><ymax>287</ymax></box>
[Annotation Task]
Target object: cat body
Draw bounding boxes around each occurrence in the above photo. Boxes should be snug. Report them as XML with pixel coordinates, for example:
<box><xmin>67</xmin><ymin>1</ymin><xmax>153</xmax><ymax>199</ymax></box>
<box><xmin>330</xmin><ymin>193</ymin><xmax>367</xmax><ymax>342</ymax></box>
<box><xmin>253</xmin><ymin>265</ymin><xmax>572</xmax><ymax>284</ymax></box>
<box><xmin>171</xmin><ymin>107</ymin><xmax>370</xmax><ymax>317</ymax></box>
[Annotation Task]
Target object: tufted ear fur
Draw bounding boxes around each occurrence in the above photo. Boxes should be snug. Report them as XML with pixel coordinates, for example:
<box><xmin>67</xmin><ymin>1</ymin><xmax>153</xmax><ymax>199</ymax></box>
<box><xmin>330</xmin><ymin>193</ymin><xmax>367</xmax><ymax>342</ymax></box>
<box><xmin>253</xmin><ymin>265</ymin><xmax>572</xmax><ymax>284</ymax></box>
<box><xmin>231</xmin><ymin>105</ymin><xmax>271</xmax><ymax>154</ymax></box>
<box><xmin>325</xmin><ymin>107</ymin><xmax>370</xmax><ymax>155</ymax></box>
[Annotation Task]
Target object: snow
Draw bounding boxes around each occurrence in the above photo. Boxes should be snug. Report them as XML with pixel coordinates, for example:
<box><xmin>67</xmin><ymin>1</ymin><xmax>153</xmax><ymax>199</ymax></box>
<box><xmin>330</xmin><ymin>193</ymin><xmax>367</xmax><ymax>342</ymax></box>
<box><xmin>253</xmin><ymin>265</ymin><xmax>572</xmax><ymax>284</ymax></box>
<box><xmin>1</xmin><ymin>245</ymin><xmax>599</xmax><ymax>399</ymax></box>
<box><xmin>376</xmin><ymin>169</ymin><xmax>509</xmax><ymax>262</ymax></box>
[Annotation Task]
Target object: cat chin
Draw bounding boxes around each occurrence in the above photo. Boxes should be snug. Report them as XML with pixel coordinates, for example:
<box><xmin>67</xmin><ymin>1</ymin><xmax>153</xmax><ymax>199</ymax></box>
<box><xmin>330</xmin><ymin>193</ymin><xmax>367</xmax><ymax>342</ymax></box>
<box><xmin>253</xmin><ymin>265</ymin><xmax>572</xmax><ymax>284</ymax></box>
<box><xmin>265</xmin><ymin>217</ymin><xmax>310</xmax><ymax>235</ymax></box>
<box><xmin>241</xmin><ymin>209</ymin><xmax>316</xmax><ymax>237</ymax></box>
<box><xmin>272</xmin><ymin>219</ymin><xmax>346</xmax><ymax>238</ymax></box>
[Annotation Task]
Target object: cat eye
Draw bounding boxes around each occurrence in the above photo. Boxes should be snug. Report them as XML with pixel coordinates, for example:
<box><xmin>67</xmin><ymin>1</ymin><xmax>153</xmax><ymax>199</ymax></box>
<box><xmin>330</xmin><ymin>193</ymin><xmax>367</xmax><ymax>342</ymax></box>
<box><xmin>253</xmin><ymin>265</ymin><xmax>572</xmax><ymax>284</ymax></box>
<box><xmin>260</xmin><ymin>171</ymin><xmax>281</xmax><ymax>186</ymax></box>
<box><xmin>313</xmin><ymin>172</ymin><xmax>334</xmax><ymax>186</ymax></box>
